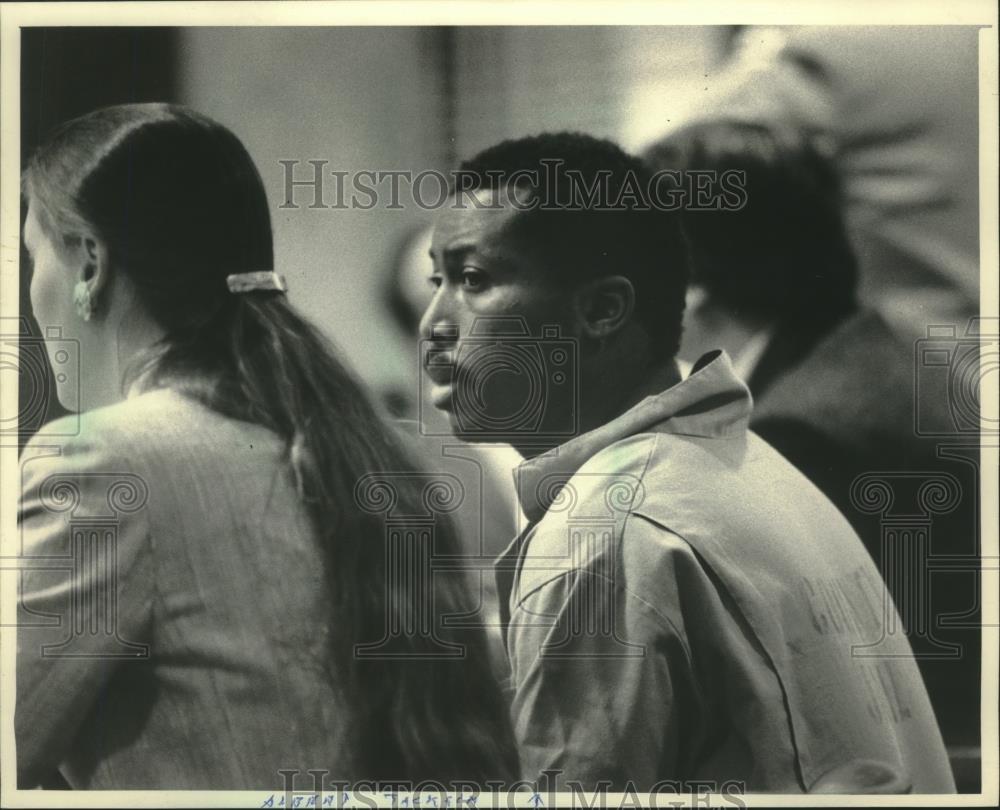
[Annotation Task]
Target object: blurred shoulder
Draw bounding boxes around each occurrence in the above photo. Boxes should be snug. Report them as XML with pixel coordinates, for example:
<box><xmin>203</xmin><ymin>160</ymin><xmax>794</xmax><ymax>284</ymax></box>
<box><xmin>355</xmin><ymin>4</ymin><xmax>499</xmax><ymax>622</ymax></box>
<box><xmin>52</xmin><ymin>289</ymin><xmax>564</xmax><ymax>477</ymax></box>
<box><xmin>752</xmin><ymin>308</ymin><xmax>915</xmax><ymax>443</ymax></box>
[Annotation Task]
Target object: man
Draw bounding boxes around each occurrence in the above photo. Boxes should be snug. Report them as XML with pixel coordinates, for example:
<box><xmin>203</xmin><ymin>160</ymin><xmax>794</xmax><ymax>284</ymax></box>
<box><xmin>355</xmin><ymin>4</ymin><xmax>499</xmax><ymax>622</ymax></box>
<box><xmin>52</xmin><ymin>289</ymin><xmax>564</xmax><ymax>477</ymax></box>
<box><xmin>644</xmin><ymin>120</ymin><xmax>950</xmax><ymax>528</ymax></box>
<box><xmin>645</xmin><ymin>120</ymin><xmax>980</xmax><ymax>768</ymax></box>
<box><xmin>646</xmin><ymin>26</ymin><xmax>980</xmax><ymax>340</ymax></box>
<box><xmin>419</xmin><ymin>133</ymin><xmax>954</xmax><ymax>792</ymax></box>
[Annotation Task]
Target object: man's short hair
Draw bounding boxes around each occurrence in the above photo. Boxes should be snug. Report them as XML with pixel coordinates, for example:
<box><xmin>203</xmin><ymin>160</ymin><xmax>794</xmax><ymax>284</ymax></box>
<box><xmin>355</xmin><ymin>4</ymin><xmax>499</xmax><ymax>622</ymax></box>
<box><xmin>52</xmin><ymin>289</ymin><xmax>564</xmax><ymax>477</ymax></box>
<box><xmin>645</xmin><ymin>119</ymin><xmax>858</xmax><ymax>323</ymax></box>
<box><xmin>455</xmin><ymin>132</ymin><xmax>691</xmax><ymax>359</ymax></box>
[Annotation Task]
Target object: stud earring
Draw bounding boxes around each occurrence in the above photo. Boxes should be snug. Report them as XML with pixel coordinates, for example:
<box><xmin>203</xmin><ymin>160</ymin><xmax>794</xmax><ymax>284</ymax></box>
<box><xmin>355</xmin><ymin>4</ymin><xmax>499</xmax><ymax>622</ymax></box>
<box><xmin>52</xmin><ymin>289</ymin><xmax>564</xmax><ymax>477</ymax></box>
<box><xmin>73</xmin><ymin>280</ymin><xmax>94</xmax><ymax>322</ymax></box>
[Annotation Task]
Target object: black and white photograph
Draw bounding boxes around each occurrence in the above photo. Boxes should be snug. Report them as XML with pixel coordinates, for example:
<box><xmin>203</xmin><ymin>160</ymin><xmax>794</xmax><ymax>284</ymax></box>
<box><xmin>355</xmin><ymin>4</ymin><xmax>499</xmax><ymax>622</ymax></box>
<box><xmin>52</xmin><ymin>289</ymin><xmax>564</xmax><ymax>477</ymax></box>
<box><xmin>0</xmin><ymin>1</ymin><xmax>997</xmax><ymax>807</ymax></box>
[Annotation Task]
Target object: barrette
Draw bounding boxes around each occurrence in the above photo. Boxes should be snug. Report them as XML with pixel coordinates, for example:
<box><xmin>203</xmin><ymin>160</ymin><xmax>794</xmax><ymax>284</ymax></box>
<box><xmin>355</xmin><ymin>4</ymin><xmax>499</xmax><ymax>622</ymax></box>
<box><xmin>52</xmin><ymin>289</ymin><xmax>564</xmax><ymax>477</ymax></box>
<box><xmin>226</xmin><ymin>271</ymin><xmax>289</xmax><ymax>294</ymax></box>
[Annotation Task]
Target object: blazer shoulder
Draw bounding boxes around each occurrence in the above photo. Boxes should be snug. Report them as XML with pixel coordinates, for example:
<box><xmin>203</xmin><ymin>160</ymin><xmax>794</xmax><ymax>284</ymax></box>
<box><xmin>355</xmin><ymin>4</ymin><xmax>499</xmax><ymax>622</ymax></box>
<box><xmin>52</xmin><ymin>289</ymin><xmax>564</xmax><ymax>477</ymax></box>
<box><xmin>25</xmin><ymin>389</ymin><xmax>280</xmax><ymax>472</ymax></box>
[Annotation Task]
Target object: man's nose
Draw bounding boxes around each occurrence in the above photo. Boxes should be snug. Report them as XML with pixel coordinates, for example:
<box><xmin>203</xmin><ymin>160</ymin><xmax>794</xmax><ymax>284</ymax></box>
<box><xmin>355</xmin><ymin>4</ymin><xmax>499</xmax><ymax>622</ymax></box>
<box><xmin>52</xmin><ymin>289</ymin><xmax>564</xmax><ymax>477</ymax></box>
<box><xmin>419</xmin><ymin>289</ymin><xmax>458</xmax><ymax>345</ymax></box>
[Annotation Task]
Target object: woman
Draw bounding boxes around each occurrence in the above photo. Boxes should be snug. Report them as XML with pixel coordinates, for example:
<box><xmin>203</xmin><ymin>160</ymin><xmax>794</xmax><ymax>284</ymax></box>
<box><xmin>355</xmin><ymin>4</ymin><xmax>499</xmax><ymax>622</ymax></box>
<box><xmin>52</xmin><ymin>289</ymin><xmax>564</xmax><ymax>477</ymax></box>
<box><xmin>17</xmin><ymin>103</ymin><xmax>519</xmax><ymax>790</ymax></box>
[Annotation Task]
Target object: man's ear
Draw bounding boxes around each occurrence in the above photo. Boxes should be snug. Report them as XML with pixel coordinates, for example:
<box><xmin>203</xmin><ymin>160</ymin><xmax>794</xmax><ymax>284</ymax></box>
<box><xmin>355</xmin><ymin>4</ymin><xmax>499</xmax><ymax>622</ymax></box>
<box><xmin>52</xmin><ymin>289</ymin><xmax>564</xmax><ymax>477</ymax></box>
<box><xmin>572</xmin><ymin>275</ymin><xmax>636</xmax><ymax>341</ymax></box>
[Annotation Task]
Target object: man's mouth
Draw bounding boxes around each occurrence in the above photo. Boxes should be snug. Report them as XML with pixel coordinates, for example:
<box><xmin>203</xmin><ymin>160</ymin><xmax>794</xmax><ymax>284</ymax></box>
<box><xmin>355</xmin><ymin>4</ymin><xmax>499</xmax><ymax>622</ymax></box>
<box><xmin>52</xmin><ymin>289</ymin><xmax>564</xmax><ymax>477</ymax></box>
<box><xmin>423</xmin><ymin>349</ymin><xmax>456</xmax><ymax>410</ymax></box>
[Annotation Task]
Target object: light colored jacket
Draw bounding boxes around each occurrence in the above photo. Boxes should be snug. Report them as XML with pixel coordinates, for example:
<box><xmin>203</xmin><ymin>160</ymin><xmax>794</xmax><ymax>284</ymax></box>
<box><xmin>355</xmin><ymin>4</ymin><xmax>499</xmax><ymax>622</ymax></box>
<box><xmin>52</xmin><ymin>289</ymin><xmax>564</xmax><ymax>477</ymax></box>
<box><xmin>496</xmin><ymin>351</ymin><xmax>954</xmax><ymax>793</ymax></box>
<box><xmin>16</xmin><ymin>388</ymin><xmax>351</xmax><ymax>789</ymax></box>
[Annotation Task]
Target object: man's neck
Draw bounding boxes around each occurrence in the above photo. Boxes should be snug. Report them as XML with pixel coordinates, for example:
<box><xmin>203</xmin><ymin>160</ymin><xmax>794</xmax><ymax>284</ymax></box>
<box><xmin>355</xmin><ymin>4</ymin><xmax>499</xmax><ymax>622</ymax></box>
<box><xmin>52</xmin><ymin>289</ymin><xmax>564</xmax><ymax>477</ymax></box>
<box><xmin>511</xmin><ymin>358</ymin><xmax>682</xmax><ymax>460</ymax></box>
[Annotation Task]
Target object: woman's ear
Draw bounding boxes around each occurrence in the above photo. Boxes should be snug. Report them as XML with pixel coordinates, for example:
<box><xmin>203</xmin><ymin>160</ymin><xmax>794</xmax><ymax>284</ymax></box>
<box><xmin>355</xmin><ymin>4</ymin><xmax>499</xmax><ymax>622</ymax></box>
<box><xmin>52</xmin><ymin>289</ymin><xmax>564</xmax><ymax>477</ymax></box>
<box><xmin>572</xmin><ymin>275</ymin><xmax>636</xmax><ymax>341</ymax></box>
<box><xmin>80</xmin><ymin>234</ymin><xmax>110</xmax><ymax>290</ymax></box>
<box><xmin>70</xmin><ymin>233</ymin><xmax>111</xmax><ymax>320</ymax></box>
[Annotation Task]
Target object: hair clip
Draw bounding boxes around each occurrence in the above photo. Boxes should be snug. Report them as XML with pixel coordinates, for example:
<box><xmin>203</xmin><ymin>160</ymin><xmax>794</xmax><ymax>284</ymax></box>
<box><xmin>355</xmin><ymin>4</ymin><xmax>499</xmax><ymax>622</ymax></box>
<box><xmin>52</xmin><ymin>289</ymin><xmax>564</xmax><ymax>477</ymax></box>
<box><xmin>226</xmin><ymin>271</ymin><xmax>288</xmax><ymax>295</ymax></box>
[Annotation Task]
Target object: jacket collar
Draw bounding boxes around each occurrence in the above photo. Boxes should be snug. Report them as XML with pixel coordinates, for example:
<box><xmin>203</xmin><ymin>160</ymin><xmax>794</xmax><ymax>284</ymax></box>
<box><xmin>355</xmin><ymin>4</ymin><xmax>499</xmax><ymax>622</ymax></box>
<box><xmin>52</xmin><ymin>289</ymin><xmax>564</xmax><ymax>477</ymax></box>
<box><xmin>494</xmin><ymin>350</ymin><xmax>752</xmax><ymax>640</ymax></box>
<box><xmin>513</xmin><ymin>350</ymin><xmax>752</xmax><ymax>523</ymax></box>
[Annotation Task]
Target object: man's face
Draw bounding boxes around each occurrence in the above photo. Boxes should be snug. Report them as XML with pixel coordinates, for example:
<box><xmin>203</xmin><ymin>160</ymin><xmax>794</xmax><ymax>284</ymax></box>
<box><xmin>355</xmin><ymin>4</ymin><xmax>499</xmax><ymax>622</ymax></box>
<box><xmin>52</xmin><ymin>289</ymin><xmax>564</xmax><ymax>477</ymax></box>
<box><xmin>419</xmin><ymin>188</ymin><xmax>578</xmax><ymax>444</ymax></box>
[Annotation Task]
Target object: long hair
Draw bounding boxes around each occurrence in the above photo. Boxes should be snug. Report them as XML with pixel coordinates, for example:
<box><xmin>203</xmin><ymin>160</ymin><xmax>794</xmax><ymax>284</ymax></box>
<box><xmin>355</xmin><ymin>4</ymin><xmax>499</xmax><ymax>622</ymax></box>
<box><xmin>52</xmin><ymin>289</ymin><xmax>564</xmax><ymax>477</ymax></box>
<box><xmin>22</xmin><ymin>102</ymin><xmax>519</xmax><ymax>783</ymax></box>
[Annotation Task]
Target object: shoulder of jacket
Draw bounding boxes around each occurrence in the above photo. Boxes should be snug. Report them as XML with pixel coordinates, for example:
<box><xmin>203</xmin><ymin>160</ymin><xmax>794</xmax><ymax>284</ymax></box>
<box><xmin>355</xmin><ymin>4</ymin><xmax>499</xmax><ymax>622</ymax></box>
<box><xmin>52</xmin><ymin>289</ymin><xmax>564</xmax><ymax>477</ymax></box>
<box><xmin>24</xmin><ymin>388</ymin><xmax>277</xmax><ymax>470</ymax></box>
<box><xmin>513</xmin><ymin>433</ymin><xmax>664</xmax><ymax>599</ymax></box>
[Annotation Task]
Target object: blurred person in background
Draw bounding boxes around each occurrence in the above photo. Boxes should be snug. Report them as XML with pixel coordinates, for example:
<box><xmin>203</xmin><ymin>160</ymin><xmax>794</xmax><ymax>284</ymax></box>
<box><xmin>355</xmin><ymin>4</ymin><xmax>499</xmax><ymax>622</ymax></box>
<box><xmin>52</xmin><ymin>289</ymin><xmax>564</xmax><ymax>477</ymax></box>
<box><xmin>645</xmin><ymin>118</ymin><xmax>980</xmax><ymax>784</ymax></box>
<box><xmin>646</xmin><ymin>120</ymin><xmax>922</xmax><ymax>533</ymax></box>
<box><xmin>17</xmin><ymin>102</ymin><xmax>519</xmax><ymax>789</ymax></box>
<box><xmin>380</xmin><ymin>223</ymin><xmax>437</xmax><ymax>418</ymax></box>
<box><xmin>648</xmin><ymin>25</ymin><xmax>980</xmax><ymax>339</ymax></box>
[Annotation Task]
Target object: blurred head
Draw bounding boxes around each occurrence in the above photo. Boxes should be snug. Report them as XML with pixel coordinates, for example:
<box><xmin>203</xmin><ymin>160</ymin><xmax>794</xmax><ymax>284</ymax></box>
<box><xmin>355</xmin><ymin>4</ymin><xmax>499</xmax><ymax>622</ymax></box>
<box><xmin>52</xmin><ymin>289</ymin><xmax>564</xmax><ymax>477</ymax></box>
<box><xmin>419</xmin><ymin>132</ymin><xmax>690</xmax><ymax>450</ymax></box>
<box><xmin>21</xmin><ymin>103</ymin><xmax>518</xmax><ymax>781</ymax></box>
<box><xmin>385</xmin><ymin>222</ymin><xmax>436</xmax><ymax>338</ymax></box>
<box><xmin>645</xmin><ymin>119</ymin><xmax>858</xmax><ymax>339</ymax></box>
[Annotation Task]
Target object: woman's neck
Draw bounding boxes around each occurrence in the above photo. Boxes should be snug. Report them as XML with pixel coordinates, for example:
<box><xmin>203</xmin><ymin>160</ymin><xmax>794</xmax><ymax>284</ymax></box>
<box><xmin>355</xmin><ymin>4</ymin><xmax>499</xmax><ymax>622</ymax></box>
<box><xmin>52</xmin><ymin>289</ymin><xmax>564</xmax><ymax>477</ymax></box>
<box><xmin>79</xmin><ymin>299</ymin><xmax>167</xmax><ymax>412</ymax></box>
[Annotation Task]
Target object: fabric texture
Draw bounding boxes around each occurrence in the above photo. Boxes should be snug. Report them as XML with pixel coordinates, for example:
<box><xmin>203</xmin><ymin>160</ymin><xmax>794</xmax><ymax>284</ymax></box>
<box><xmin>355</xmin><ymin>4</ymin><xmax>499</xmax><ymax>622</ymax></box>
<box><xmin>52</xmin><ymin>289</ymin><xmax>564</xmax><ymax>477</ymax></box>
<box><xmin>16</xmin><ymin>388</ymin><xmax>351</xmax><ymax>789</ymax></box>
<box><xmin>496</xmin><ymin>351</ymin><xmax>955</xmax><ymax>793</ymax></box>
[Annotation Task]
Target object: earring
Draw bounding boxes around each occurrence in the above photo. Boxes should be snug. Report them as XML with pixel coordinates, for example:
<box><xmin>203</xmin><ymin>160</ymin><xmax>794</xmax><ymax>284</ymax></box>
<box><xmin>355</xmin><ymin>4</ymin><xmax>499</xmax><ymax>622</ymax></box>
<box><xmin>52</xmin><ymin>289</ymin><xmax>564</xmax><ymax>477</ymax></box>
<box><xmin>73</xmin><ymin>280</ymin><xmax>94</xmax><ymax>322</ymax></box>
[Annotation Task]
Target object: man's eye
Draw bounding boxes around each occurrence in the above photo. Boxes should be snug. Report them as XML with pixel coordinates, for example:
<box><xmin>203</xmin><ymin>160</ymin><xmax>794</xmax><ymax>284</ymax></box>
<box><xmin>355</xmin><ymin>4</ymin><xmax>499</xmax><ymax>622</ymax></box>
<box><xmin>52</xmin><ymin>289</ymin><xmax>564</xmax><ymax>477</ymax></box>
<box><xmin>428</xmin><ymin>276</ymin><xmax>443</xmax><ymax>289</ymax></box>
<box><xmin>461</xmin><ymin>269</ymin><xmax>487</xmax><ymax>291</ymax></box>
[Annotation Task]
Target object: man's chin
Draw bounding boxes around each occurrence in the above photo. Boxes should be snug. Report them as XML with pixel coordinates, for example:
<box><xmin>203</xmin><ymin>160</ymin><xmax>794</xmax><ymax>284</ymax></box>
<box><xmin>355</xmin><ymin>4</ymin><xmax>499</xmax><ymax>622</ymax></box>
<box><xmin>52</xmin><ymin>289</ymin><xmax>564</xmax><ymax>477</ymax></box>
<box><xmin>447</xmin><ymin>417</ymin><xmax>502</xmax><ymax>444</ymax></box>
<box><xmin>425</xmin><ymin>389</ymin><xmax>543</xmax><ymax>445</ymax></box>
<box><xmin>437</xmin><ymin>409</ymin><xmax>516</xmax><ymax>445</ymax></box>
